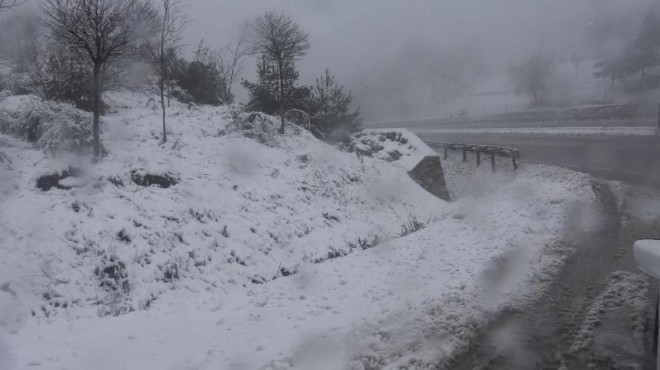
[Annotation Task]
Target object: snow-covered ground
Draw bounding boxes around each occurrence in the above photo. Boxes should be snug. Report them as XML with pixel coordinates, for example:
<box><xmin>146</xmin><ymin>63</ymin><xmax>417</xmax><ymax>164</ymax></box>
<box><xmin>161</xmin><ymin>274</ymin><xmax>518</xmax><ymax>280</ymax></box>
<box><xmin>0</xmin><ymin>91</ymin><xmax>599</xmax><ymax>369</ymax></box>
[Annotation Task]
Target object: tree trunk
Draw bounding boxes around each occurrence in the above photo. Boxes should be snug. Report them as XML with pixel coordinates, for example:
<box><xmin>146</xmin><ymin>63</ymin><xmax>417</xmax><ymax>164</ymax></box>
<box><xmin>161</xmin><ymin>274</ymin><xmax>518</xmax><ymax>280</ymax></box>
<box><xmin>92</xmin><ymin>62</ymin><xmax>102</xmax><ymax>158</ymax></box>
<box><xmin>278</xmin><ymin>59</ymin><xmax>285</xmax><ymax>134</ymax></box>
<box><xmin>160</xmin><ymin>40</ymin><xmax>167</xmax><ymax>143</ymax></box>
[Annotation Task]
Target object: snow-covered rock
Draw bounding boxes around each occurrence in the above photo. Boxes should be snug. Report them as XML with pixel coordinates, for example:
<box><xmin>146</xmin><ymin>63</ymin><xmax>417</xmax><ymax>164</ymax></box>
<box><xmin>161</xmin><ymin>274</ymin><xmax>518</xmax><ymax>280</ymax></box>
<box><xmin>345</xmin><ymin>129</ymin><xmax>451</xmax><ymax>200</ymax></box>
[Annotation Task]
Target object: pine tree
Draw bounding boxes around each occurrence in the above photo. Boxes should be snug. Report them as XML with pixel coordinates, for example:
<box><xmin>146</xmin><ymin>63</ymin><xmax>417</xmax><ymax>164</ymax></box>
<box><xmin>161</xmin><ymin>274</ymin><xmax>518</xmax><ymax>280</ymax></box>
<box><xmin>248</xmin><ymin>11</ymin><xmax>310</xmax><ymax>133</ymax></box>
<box><xmin>242</xmin><ymin>55</ymin><xmax>310</xmax><ymax>119</ymax></box>
<box><xmin>307</xmin><ymin>69</ymin><xmax>361</xmax><ymax>141</ymax></box>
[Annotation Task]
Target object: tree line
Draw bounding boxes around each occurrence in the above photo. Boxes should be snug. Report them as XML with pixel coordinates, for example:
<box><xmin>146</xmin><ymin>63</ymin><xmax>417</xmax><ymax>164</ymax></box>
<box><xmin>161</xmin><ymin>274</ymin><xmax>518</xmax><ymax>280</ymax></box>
<box><xmin>0</xmin><ymin>1</ymin><xmax>361</xmax><ymax>158</ymax></box>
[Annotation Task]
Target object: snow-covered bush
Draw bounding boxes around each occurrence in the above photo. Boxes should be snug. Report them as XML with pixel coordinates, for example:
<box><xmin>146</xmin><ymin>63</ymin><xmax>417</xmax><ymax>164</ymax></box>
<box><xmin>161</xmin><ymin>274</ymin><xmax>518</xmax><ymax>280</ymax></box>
<box><xmin>0</xmin><ymin>70</ymin><xmax>34</xmax><ymax>95</ymax></box>
<box><xmin>0</xmin><ymin>95</ymin><xmax>93</xmax><ymax>153</ymax></box>
<box><xmin>38</xmin><ymin>106</ymin><xmax>93</xmax><ymax>153</ymax></box>
<box><xmin>94</xmin><ymin>251</ymin><xmax>132</xmax><ymax>317</ymax></box>
<box><xmin>225</xmin><ymin>109</ymin><xmax>289</xmax><ymax>147</ymax></box>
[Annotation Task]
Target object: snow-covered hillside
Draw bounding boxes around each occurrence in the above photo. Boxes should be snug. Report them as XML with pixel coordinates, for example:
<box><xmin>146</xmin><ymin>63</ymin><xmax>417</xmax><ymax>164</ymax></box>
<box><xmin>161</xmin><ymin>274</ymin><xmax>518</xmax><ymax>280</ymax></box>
<box><xmin>0</xmin><ymin>91</ymin><xmax>598</xmax><ymax>369</ymax></box>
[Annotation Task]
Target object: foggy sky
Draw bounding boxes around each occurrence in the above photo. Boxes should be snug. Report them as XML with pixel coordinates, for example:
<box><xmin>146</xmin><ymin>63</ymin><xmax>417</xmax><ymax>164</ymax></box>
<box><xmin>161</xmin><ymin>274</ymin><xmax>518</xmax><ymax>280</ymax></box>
<box><xmin>11</xmin><ymin>0</ymin><xmax>656</xmax><ymax>122</ymax></box>
<box><xmin>182</xmin><ymin>0</ymin><xmax>654</xmax><ymax>122</ymax></box>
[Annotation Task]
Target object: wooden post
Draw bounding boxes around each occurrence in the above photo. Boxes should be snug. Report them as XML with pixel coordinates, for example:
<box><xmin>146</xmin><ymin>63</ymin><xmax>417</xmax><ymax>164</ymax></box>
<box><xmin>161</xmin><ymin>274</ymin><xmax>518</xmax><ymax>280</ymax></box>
<box><xmin>491</xmin><ymin>153</ymin><xmax>496</xmax><ymax>171</ymax></box>
<box><xmin>476</xmin><ymin>151</ymin><xmax>481</xmax><ymax>166</ymax></box>
<box><xmin>462</xmin><ymin>150</ymin><xmax>467</xmax><ymax>162</ymax></box>
<box><xmin>444</xmin><ymin>147</ymin><xmax>448</xmax><ymax>160</ymax></box>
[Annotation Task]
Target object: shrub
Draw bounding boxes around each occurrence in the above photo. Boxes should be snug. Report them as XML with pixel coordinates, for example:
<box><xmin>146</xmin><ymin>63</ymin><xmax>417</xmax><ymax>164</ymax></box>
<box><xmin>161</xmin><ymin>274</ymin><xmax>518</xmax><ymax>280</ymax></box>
<box><xmin>94</xmin><ymin>252</ymin><xmax>131</xmax><ymax>317</ymax></box>
<box><xmin>0</xmin><ymin>96</ymin><xmax>93</xmax><ymax>154</ymax></box>
<box><xmin>400</xmin><ymin>216</ymin><xmax>427</xmax><ymax>237</ymax></box>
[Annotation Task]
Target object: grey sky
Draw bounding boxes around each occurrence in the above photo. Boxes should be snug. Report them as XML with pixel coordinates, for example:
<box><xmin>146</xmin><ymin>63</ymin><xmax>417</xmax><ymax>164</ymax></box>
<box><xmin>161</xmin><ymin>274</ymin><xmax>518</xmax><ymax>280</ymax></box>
<box><xmin>14</xmin><ymin>0</ymin><xmax>655</xmax><ymax>121</ymax></box>
<box><xmin>181</xmin><ymin>0</ymin><xmax>652</xmax><ymax>121</ymax></box>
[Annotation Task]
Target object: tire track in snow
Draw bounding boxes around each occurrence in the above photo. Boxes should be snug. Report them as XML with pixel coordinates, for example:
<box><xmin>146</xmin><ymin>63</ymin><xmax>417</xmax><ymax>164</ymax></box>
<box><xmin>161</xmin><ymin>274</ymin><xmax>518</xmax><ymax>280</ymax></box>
<box><xmin>447</xmin><ymin>181</ymin><xmax>658</xmax><ymax>370</ymax></box>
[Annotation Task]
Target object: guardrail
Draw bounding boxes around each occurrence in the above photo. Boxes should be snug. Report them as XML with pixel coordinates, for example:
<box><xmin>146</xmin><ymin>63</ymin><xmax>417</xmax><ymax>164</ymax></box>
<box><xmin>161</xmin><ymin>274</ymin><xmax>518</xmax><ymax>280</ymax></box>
<box><xmin>438</xmin><ymin>143</ymin><xmax>520</xmax><ymax>170</ymax></box>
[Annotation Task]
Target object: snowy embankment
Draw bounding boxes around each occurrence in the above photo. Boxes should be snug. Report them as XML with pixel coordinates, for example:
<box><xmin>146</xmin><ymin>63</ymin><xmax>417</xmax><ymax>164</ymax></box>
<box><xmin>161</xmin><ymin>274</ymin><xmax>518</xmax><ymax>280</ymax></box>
<box><xmin>0</xmin><ymin>92</ymin><xmax>596</xmax><ymax>369</ymax></box>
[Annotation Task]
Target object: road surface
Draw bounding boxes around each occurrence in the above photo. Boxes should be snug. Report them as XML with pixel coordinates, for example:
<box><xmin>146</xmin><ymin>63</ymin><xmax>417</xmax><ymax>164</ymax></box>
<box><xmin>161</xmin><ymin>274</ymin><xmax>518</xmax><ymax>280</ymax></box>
<box><xmin>401</xmin><ymin>128</ymin><xmax>660</xmax><ymax>369</ymax></box>
<box><xmin>445</xmin><ymin>182</ymin><xmax>659</xmax><ymax>369</ymax></box>
<box><xmin>415</xmin><ymin>130</ymin><xmax>660</xmax><ymax>187</ymax></box>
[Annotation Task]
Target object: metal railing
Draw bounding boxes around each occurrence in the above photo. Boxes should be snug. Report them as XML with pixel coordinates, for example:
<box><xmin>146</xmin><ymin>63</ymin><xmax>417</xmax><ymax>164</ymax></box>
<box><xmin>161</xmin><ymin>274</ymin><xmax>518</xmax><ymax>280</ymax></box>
<box><xmin>438</xmin><ymin>143</ymin><xmax>520</xmax><ymax>170</ymax></box>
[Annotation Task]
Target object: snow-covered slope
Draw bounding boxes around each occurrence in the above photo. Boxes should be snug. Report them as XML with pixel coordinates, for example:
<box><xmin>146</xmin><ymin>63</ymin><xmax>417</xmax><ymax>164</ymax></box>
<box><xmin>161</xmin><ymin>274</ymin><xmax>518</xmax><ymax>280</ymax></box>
<box><xmin>0</xmin><ymin>91</ymin><xmax>445</xmax><ymax>318</ymax></box>
<box><xmin>0</xmin><ymin>91</ymin><xmax>597</xmax><ymax>369</ymax></box>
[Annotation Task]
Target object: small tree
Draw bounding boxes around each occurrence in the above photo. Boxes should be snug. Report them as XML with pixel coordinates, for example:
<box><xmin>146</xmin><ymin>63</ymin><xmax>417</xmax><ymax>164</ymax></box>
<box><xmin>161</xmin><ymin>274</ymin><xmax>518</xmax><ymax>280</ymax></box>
<box><xmin>42</xmin><ymin>0</ymin><xmax>159</xmax><ymax>158</ymax></box>
<box><xmin>243</xmin><ymin>55</ymin><xmax>309</xmax><ymax>117</ymax></box>
<box><xmin>218</xmin><ymin>24</ymin><xmax>249</xmax><ymax>103</ymax></box>
<box><xmin>242</xmin><ymin>55</ymin><xmax>280</xmax><ymax>114</ymax></box>
<box><xmin>153</xmin><ymin>0</ymin><xmax>187</xmax><ymax>143</ymax></box>
<box><xmin>250</xmin><ymin>11</ymin><xmax>310</xmax><ymax>133</ymax></box>
<box><xmin>307</xmin><ymin>69</ymin><xmax>361</xmax><ymax>141</ymax></box>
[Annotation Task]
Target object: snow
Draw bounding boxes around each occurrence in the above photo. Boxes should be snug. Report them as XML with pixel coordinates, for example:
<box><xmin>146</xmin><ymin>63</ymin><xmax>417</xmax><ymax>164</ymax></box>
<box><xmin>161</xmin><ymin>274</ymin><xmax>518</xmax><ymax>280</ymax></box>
<box><xmin>349</xmin><ymin>128</ymin><xmax>437</xmax><ymax>171</ymax></box>
<box><xmin>569</xmin><ymin>271</ymin><xmax>649</xmax><ymax>355</ymax></box>
<box><xmin>0</xmin><ymin>90</ymin><xmax>598</xmax><ymax>369</ymax></box>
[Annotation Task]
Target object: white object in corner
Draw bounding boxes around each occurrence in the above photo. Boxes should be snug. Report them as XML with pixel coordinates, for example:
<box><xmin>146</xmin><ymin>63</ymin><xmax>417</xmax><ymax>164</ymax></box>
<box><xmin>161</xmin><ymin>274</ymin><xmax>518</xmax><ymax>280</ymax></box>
<box><xmin>633</xmin><ymin>240</ymin><xmax>660</xmax><ymax>280</ymax></box>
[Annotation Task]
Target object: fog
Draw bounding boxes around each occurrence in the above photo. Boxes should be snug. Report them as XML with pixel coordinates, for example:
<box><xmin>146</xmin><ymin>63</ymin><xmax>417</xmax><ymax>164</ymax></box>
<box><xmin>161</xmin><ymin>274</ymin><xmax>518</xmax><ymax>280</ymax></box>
<box><xmin>5</xmin><ymin>0</ymin><xmax>655</xmax><ymax>121</ymax></box>
<box><xmin>180</xmin><ymin>0</ymin><xmax>653</xmax><ymax>122</ymax></box>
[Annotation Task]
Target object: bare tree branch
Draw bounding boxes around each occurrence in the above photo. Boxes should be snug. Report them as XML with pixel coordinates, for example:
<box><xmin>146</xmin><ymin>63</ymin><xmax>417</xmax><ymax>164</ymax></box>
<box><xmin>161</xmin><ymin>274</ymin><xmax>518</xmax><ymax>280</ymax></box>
<box><xmin>0</xmin><ymin>0</ymin><xmax>26</xmax><ymax>10</ymax></box>
<box><xmin>42</xmin><ymin>0</ymin><xmax>159</xmax><ymax>157</ymax></box>
<box><xmin>223</xmin><ymin>22</ymin><xmax>249</xmax><ymax>101</ymax></box>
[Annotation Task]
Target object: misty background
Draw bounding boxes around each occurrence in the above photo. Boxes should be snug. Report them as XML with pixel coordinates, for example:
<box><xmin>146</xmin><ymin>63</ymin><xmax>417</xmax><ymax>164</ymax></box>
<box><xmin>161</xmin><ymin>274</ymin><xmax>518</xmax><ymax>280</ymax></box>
<box><xmin>6</xmin><ymin>0</ymin><xmax>657</xmax><ymax>122</ymax></box>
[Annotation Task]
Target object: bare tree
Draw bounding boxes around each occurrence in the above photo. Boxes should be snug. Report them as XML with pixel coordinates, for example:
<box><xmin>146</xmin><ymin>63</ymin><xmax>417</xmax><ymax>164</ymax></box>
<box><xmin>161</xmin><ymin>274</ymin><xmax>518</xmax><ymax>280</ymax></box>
<box><xmin>222</xmin><ymin>23</ymin><xmax>249</xmax><ymax>102</ymax></box>
<box><xmin>250</xmin><ymin>11</ymin><xmax>310</xmax><ymax>134</ymax></box>
<box><xmin>154</xmin><ymin>0</ymin><xmax>187</xmax><ymax>143</ymax></box>
<box><xmin>0</xmin><ymin>0</ymin><xmax>25</xmax><ymax>10</ymax></box>
<box><xmin>42</xmin><ymin>0</ymin><xmax>158</xmax><ymax>158</ymax></box>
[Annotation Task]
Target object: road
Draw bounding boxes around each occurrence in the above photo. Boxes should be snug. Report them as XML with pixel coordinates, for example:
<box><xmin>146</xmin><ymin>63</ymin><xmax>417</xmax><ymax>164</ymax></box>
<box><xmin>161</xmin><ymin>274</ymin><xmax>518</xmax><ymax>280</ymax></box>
<box><xmin>446</xmin><ymin>182</ymin><xmax>660</xmax><ymax>369</ymax></box>
<box><xmin>403</xmin><ymin>128</ymin><xmax>660</xmax><ymax>368</ymax></box>
<box><xmin>414</xmin><ymin>130</ymin><xmax>660</xmax><ymax>187</ymax></box>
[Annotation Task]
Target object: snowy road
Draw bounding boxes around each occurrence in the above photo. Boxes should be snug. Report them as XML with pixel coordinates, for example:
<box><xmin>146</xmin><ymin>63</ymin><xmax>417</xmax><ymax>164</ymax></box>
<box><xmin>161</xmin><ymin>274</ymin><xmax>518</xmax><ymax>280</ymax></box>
<box><xmin>417</xmin><ymin>131</ymin><xmax>660</xmax><ymax>187</ymax></box>
<box><xmin>446</xmin><ymin>182</ymin><xmax>660</xmax><ymax>369</ymax></box>
<box><xmin>412</xmin><ymin>129</ymin><xmax>660</xmax><ymax>368</ymax></box>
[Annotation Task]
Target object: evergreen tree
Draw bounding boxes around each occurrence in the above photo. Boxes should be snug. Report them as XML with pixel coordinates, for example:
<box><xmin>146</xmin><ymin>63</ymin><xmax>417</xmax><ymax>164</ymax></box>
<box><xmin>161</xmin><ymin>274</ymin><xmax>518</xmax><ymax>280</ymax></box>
<box><xmin>168</xmin><ymin>43</ymin><xmax>228</xmax><ymax>106</ymax></box>
<box><xmin>242</xmin><ymin>56</ymin><xmax>279</xmax><ymax>114</ymax></box>
<box><xmin>307</xmin><ymin>69</ymin><xmax>361</xmax><ymax>141</ymax></box>
<box><xmin>249</xmin><ymin>11</ymin><xmax>310</xmax><ymax>133</ymax></box>
<box><xmin>242</xmin><ymin>55</ymin><xmax>309</xmax><ymax>118</ymax></box>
